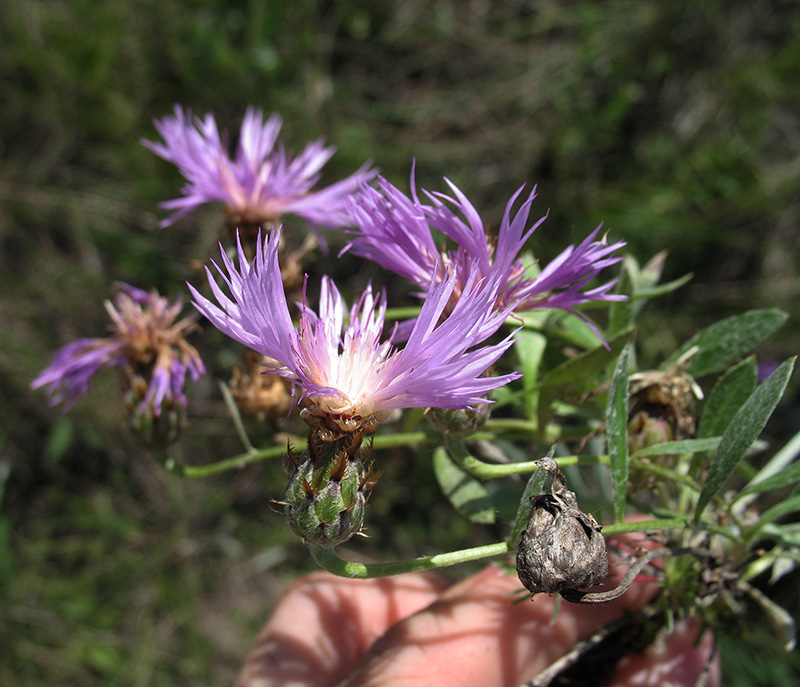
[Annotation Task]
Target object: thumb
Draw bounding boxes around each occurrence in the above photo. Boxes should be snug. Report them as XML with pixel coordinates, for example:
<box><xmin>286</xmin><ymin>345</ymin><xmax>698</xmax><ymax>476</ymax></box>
<box><xmin>337</xmin><ymin>562</ymin><xmax>661</xmax><ymax>687</ymax></box>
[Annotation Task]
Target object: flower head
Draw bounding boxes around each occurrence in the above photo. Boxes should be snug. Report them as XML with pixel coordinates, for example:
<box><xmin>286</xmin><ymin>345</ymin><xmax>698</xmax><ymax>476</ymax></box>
<box><xmin>143</xmin><ymin>106</ymin><xmax>374</xmax><ymax>232</ymax></box>
<box><xmin>189</xmin><ymin>229</ymin><xmax>520</xmax><ymax>430</ymax></box>
<box><xmin>346</xmin><ymin>168</ymin><xmax>626</xmax><ymax>340</ymax></box>
<box><xmin>31</xmin><ymin>284</ymin><xmax>205</xmax><ymax>420</ymax></box>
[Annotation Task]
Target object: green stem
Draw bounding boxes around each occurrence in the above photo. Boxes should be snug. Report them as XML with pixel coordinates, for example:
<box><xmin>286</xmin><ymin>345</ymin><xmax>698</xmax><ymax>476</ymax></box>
<box><xmin>483</xmin><ymin>417</ymin><xmax>539</xmax><ymax>433</ymax></box>
<box><xmin>371</xmin><ymin>431</ymin><xmax>429</xmax><ymax>450</ymax></box>
<box><xmin>601</xmin><ymin>518</ymin><xmax>689</xmax><ymax>536</ymax></box>
<box><xmin>444</xmin><ymin>436</ymin><xmax>610</xmax><ymax>479</ymax></box>
<box><xmin>310</xmin><ymin>541</ymin><xmax>513</xmax><ymax>578</ymax></box>
<box><xmin>218</xmin><ymin>380</ymin><xmax>255</xmax><ymax>453</ymax></box>
<box><xmin>160</xmin><ymin>444</ymin><xmax>290</xmax><ymax>478</ymax></box>
<box><xmin>310</xmin><ymin>517</ymin><xmax>697</xmax><ymax>579</ymax></box>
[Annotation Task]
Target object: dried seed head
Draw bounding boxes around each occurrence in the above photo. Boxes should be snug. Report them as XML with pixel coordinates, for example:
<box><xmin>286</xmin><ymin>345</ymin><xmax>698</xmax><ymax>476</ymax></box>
<box><xmin>516</xmin><ymin>457</ymin><xmax>608</xmax><ymax>596</ymax></box>
<box><xmin>228</xmin><ymin>351</ymin><xmax>293</xmax><ymax>421</ymax></box>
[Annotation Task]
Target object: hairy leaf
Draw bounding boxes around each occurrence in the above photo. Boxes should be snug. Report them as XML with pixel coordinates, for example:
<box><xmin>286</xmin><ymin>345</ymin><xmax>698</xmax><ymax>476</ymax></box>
<box><xmin>607</xmin><ymin>344</ymin><xmax>632</xmax><ymax>523</ymax></box>
<box><xmin>697</xmin><ymin>357</ymin><xmax>757</xmax><ymax>439</ymax></box>
<box><xmin>667</xmin><ymin>309</ymin><xmax>787</xmax><ymax>377</ymax></box>
<box><xmin>695</xmin><ymin>357</ymin><xmax>796</xmax><ymax>520</ymax></box>
<box><xmin>632</xmin><ymin>437</ymin><xmax>722</xmax><ymax>459</ymax></box>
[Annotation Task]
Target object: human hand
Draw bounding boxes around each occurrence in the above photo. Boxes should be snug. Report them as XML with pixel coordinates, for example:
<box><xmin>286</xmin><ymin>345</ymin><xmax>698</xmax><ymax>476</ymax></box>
<box><xmin>236</xmin><ymin>546</ymin><xmax>717</xmax><ymax>687</ymax></box>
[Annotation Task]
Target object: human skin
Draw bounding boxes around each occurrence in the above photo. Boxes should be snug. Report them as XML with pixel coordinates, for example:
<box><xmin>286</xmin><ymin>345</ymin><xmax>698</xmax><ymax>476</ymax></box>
<box><xmin>236</xmin><ymin>540</ymin><xmax>718</xmax><ymax>687</ymax></box>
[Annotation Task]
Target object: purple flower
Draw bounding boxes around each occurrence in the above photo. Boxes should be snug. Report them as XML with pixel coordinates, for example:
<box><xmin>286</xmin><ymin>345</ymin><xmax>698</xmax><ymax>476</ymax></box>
<box><xmin>346</xmin><ymin>168</ymin><xmax>626</xmax><ymax>339</ymax></box>
<box><xmin>31</xmin><ymin>284</ymin><xmax>205</xmax><ymax>416</ymax></box>
<box><xmin>142</xmin><ymin>106</ymin><xmax>374</xmax><ymax>231</ymax></box>
<box><xmin>189</xmin><ymin>229</ymin><xmax>520</xmax><ymax>423</ymax></box>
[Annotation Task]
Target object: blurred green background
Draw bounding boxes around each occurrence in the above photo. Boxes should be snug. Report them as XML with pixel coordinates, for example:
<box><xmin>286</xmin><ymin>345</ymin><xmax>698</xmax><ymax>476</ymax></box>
<box><xmin>2</xmin><ymin>0</ymin><xmax>799</xmax><ymax>685</ymax></box>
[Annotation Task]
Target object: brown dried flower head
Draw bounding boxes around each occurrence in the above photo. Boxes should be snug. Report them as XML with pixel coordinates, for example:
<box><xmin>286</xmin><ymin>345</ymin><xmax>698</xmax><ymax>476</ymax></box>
<box><xmin>516</xmin><ymin>457</ymin><xmax>608</xmax><ymax>596</ymax></box>
<box><xmin>229</xmin><ymin>352</ymin><xmax>293</xmax><ymax>421</ymax></box>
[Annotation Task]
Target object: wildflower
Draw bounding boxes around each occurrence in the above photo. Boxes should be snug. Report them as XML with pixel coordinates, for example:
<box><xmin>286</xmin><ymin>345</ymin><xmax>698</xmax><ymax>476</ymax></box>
<box><xmin>31</xmin><ymin>283</ymin><xmax>205</xmax><ymax>443</ymax></box>
<box><xmin>189</xmin><ymin>227</ymin><xmax>519</xmax><ymax>545</ymax></box>
<box><xmin>190</xmin><ymin>228</ymin><xmax>520</xmax><ymax>430</ymax></box>
<box><xmin>346</xmin><ymin>168</ymin><xmax>626</xmax><ymax>340</ymax></box>
<box><xmin>143</xmin><ymin>106</ymin><xmax>374</xmax><ymax>234</ymax></box>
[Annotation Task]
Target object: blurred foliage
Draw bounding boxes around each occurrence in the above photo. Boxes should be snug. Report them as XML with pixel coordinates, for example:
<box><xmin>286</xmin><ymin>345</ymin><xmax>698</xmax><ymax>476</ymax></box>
<box><xmin>2</xmin><ymin>0</ymin><xmax>799</xmax><ymax>684</ymax></box>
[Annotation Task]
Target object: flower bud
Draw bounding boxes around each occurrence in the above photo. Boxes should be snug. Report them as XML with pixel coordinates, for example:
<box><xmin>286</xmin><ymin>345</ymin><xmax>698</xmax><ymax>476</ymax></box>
<box><xmin>284</xmin><ymin>429</ymin><xmax>378</xmax><ymax>547</ymax></box>
<box><xmin>427</xmin><ymin>404</ymin><xmax>489</xmax><ymax>436</ymax></box>
<box><xmin>516</xmin><ymin>457</ymin><xmax>608</xmax><ymax>596</ymax></box>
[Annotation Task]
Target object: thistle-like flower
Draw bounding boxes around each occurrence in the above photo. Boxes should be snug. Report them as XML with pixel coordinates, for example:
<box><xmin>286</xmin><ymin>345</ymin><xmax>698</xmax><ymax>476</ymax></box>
<box><xmin>31</xmin><ymin>283</ymin><xmax>205</xmax><ymax>443</ymax></box>
<box><xmin>346</xmin><ymin>169</ymin><xmax>626</xmax><ymax>340</ymax></box>
<box><xmin>190</xmin><ymin>228</ymin><xmax>520</xmax><ymax>545</ymax></box>
<box><xmin>142</xmin><ymin>106</ymin><xmax>374</xmax><ymax>234</ymax></box>
<box><xmin>190</xmin><ymin>228</ymin><xmax>519</xmax><ymax>429</ymax></box>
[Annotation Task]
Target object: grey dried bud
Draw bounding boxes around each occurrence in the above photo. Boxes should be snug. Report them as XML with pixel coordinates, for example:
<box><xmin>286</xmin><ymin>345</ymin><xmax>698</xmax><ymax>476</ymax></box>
<box><xmin>516</xmin><ymin>457</ymin><xmax>608</xmax><ymax>596</ymax></box>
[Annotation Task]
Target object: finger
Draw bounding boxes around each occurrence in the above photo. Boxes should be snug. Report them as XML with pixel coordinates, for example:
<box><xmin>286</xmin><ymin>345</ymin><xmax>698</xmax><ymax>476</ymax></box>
<box><xmin>338</xmin><ymin>562</ymin><xmax>662</xmax><ymax>687</ymax></box>
<box><xmin>612</xmin><ymin>618</ymin><xmax>718</xmax><ymax>687</ymax></box>
<box><xmin>236</xmin><ymin>570</ymin><xmax>450</xmax><ymax>687</ymax></box>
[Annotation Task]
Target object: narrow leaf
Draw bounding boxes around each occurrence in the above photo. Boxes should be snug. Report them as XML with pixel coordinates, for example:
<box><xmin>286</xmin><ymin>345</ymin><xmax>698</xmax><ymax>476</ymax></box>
<box><xmin>697</xmin><ymin>357</ymin><xmax>757</xmax><ymax>439</ymax></box>
<box><xmin>608</xmin><ymin>266</ymin><xmax>634</xmax><ymax>336</ymax></box>
<box><xmin>746</xmin><ymin>428</ymin><xmax>800</xmax><ymax>487</ymax></box>
<box><xmin>747</xmin><ymin>586</ymin><xmax>797</xmax><ymax>651</ymax></box>
<box><xmin>632</xmin><ymin>437</ymin><xmax>722</xmax><ymax>459</ymax></box>
<box><xmin>746</xmin><ymin>494</ymin><xmax>800</xmax><ymax>540</ymax></box>
<box><xmin>607</xmin><ymin>344</ymin><xmax>632</xmax><ymax>523</ymax></box>
<box><xmin>548</xmin><ymin>309</ymin><xmax>609</xmax><ymax>350</ymax></box>
<box><xmin>666</xmin><ymin>309</ymin><xmax>787</xmax><ymax>377</ymax></box>
<box><xmin>536</xmin><ymin>328</ymin><xmax>633</xmax><ymax>440</ymax></box>
<box><xmin>695</xmin><ymin>357</ymin><xmax>796</xmax><ymax>520</ymax></box>
<box><xmin>634</xmin><ymin>272</ymin><xmax>693</xmax><ymax>301</ymax></box>
<box><xmin>515</xmin><ymin>330</ymin><xmax>547</xmax><ymax>420</ymax></box>
<box><xmin>433</xmin><ymin>446</ymin><xmax>495</xmax><ymax>524</ymax></box>
<box><xmin>737</xmin><ymin>460</ymin><xmax>800</xmax><ymax>500</ymax></box>
<box><xmin>541</xmin><ymin>328</ymin><xmax>634</xmax><ymax>388</ymax></box>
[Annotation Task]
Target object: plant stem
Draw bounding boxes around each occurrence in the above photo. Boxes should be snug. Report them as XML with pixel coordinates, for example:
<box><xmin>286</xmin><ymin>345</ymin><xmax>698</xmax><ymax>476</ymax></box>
<box><xmin>309</xmin><ymin>517</ymin><xmax>695</xmax><ymax>579</ymax></box>
<box><xmin>371</xmin><ymin>431</ymin><xmax>429</xmax><ymax>449</ymax></box>
<box><xmin>159</xmin><ymin>444</ymin><xmax>290</xmax><ymax>478</ymax></box>
<box><xmin>601</xmin><ymin>518</ymin><xmax>689</xmax><ymax>536</ymax></box>
<box><xmin>309</xmin><ymin>541</ymin><xmax>513</xmax><ymax>578</ymax></box>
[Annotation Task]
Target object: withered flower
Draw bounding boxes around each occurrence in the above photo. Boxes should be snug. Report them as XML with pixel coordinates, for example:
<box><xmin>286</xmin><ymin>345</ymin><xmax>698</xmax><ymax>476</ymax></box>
<box><xmin>228</xmin><ymin>351</ymin><xmax>293</xmax><ymax>422</ymax></box>
<box><xmin>516</xmin><ymin>457</ymin><xmax>608</xmax><ymax>596</ymax></box>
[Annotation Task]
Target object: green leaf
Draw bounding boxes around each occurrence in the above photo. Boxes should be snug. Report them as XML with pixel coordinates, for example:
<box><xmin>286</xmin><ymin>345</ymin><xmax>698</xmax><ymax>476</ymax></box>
<box><xmin>540</xmin><ymin>328</ymin><xmax>634</xmax><ymax>389</ymax></box>
<box><xmin>508</xmin><ymin>451</ymin><xmax>551</xmax><ymax>550</ymax></box>
<box><xmin>515</xmin><ymin>330</ymin><xmax>547</xmax><ymax>420</ymax></box>
<box><xmin>608</xmin><ymin>264</ymin><xmax>634</xmax><ymax>336</ymax></box>
<box><xmin>695</xmin><ymin>357</ymin><xmax>796</xmax><ymax>520</ymax></box>
<box><xmin>433</xmin><ymin>446</ymin><xmax>495</xmax><ymax>524</ymax></box>
<box><xmin>747</xmin><ymin>494</ymin><xmax>800</xmax><ymax>540</ymax></box>
<box><xmin>634</xmin><ymin>272</ymin><xmax>693</xmax><ymax>301</ymax></box>
<box><xmin>547</xmin><ymin>309</ymin><xmax>608</xmax><ymax>350</ymax></box>
<box><xmin>747</xmin><ymin>586</ymin><xmax>797</xmax><ymax>651</ymax></box>
<box><xmin>697</xmin><ymin>357</ymin><xmax>757</xmax><ymax>439</ymax></box>
<box><xmin>517</xmin><ymin>309</ymin><xmax>549</xmax><ymax>330</ymax></box>
<box><xmin>632</xmin><ymin>437</ymin><xmax>722</xmax><ymax>459</ymax></box>
<box><xmin>735</xmin><ymin>430</ymin><xmax>800</xmax><ymax>519</ymax></box>
<box><xmin>536</xmin><ymin>328</ymin><xmax>633</xmax><ymax>439</ymax></box>
<box><xmin>666</xmin><ymin>309</ymin><xmax>788</xmax><ymax>377</ymax></box>
<box><xmin>737</xmin><ymin>460</ymin><xmax>800</xmax><ymax>500</ymax></box>
<box><xmin>607</xmin><ymin>344</ymin><xmax>632</xmax><ymax>523</ymax></box>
